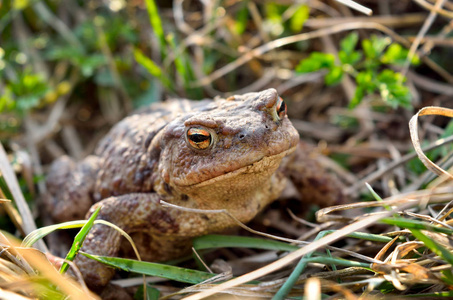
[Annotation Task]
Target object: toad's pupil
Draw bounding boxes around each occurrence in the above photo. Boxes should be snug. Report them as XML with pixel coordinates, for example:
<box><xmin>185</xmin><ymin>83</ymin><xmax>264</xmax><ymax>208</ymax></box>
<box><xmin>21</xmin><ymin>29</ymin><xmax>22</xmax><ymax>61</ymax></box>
<box><xmin>277</xmin><ymin>97</ymin><xmax>286</xmax><ymax>118</ymax></box>
<box><xmin>190</xmin><ymin>133</ymin><xmax>210</xmax><ymax>143</ymax></box>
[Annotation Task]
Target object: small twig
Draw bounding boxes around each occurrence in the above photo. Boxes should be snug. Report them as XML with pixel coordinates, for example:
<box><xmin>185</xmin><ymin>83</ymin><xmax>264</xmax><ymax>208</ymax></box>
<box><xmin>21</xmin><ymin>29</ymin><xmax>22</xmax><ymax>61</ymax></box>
<box><xmin>287</xmin><ymin>209</ymin><xmax>318</xmax><ymax>228</ymax></box>
<box><xmin>335</xmin><ymin>0</ymin><xmax>372</xmax><ymax>15</ymax></box>
<box><xmin>412</xmin><ymin>0</ymin><xmax>453</xmax><ymax>18</ymax></box>
<box><xmin>173</xmin><ymin>0</ymin><xmax>193</xmax><ymax>35</ymax></box>
<box><xmin>192</xmin><ymin>247</ymin><xmax>212</xmax><ymax>273</ymax></box>
<box><xmin>304</xmin><ymin>13</ymin><xmax>426</xmax><ymax>29</ymax></box>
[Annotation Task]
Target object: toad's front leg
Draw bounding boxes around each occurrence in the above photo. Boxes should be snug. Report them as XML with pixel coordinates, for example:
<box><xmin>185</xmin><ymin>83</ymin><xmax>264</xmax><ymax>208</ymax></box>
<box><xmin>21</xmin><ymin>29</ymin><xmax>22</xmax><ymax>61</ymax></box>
<box><xmin>75</xmin><ymin>193</ymin><xmax>190</xmax><ymax>287</ymax></box>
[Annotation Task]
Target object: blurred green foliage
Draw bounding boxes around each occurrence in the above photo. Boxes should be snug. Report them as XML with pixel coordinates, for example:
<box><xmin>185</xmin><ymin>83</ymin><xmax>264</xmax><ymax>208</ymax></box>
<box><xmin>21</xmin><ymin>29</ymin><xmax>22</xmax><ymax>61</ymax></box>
<box><xmin>0</xmin><ymin>0</ymin><xmax>420</xmax><ymax>141</ymax></box>
<box><xmin>296</xmin><ymin>32</ymin><xmax>420</xmax><ymax>109</ymax></box>
<box><xmin>0</xmin><ymin>0</ymin><xmax>143</xmax><ymax>136</ymax></box>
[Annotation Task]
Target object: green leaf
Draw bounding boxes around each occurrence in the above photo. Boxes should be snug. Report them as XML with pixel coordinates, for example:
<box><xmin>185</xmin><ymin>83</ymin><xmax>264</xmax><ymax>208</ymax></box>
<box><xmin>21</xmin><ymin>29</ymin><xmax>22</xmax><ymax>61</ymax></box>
<box><xmin>377</xmin><ymin>70</ymin><xmax>411</xmax><ymax>108</ymax></box>
<box><xmin>340</xmin><ymin>32</ymin><xmax>359</xmax><ymax>55</ymax></box>
<box><xmin>356</xmin><ymin>70</ymin><xmax>375</xmax><ymax>92</ymax></box>
<box><xmin>295</xmin><ymin>52</ymin><xmax>336</xmax><ymax>73</ymax></box>
<box><xmin>382</xmin><ymin>43</ymin><xmax>420</xmax><ymax>66</ymax></box>
<box><xmin>134</xmin><ymin>284</ymin><xmax>160</xmax><ymax>300</ymax></box>
<box><xmin>339</xmin><ymin>50</ymin><xmax>362</xmax><ymax>66</ymax></box>
<box><xmin>338</xmin><ymin>33</ymin><xmax>362</xmax><ymax>66</ymax></box>
<box><xmin>146</xmin><ymin>286</ymin><xmax>160</xmax><ymax>300</ymax></box>
<box><xmin>81</xmin><ymin>253</ymin><xmax>216</xmax><ymax>284</ymax></box>
<box><xmin>325</xmin><ymin>66</ymin><xmax>343</xmax><ymax>85</ymax></box>
<box><xmin>349</xmin><ymin>86</ymin><xmax>364</xmax><ymax>109</ymax></box>
<box><xmin>362</xmin><ymin>39</ymin><xmax>373</xmax><ymax>59</ymax></box>
<box><xmin>290</xmin><ymin>5</ymin><xmax>309</xmax><ymax>32</ymax></box>
<box><xmin>60</xmin><ymin>206</ymin><xmax>101</xmax><ymax>274</ymax></box>
<box><xmin>363</xmin><ymin>35</ymin><xmax>391</xmax><ymax>60</ymax></box>
<box><xmin>8</xmin><ymin>71</ymin><xmax>49</xmax><ymax>111</ymax></box>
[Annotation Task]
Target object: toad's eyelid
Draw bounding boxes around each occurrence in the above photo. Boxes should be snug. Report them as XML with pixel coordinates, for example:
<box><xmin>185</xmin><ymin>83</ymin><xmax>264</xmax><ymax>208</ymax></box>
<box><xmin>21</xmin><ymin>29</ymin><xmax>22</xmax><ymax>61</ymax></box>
<box><xmin>184</xmin><ymin>119</ymin><xmax>218</xmax><ymax>129</ymax></box>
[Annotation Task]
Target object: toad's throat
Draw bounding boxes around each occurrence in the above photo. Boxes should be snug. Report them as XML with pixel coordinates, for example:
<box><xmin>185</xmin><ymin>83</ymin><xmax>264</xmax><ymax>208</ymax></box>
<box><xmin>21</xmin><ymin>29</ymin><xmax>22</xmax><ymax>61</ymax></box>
<box><xmin>180</xmin><ymin>146</ymin><xmax>297</xmax><ymax>188</ymax></box>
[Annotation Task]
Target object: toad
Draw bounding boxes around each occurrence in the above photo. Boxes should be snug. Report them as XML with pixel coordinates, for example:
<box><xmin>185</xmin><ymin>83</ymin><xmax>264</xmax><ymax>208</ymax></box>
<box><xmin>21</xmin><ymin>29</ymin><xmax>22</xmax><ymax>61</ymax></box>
<box><xmin>44</xmin><ymin>89</ymin><xmax>344</xmax><ymax>287</ymax></box>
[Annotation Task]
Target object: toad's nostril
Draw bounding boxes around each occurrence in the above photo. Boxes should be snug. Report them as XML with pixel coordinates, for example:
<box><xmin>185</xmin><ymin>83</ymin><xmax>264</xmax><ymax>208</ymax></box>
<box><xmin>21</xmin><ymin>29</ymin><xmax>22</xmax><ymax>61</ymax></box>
<box><xmin>239</xmin><ymin>134</ymin><xmax>245</xmax><ymax>139</ymax></box>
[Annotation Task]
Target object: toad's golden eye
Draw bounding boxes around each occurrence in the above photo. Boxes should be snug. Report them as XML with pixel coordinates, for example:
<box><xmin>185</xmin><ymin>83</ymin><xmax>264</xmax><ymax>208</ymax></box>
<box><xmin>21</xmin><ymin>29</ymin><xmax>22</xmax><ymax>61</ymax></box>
<box><xmin>276</xmin><ymin>97</ymin><xmax>287</xmax><ymax>119</ymax></box>
<box><xmin>186</xmin><ymin>128</ymin><xmax>212</xmax><ymax>150</ymax></box>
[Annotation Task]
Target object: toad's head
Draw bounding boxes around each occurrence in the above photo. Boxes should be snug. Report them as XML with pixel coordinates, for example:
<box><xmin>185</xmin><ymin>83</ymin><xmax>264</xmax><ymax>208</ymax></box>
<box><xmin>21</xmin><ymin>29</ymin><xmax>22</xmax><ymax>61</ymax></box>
<box><xmin>156</xmin><ymin>89</ymin><xmax>299</xmax><ymax>212</ymax></box>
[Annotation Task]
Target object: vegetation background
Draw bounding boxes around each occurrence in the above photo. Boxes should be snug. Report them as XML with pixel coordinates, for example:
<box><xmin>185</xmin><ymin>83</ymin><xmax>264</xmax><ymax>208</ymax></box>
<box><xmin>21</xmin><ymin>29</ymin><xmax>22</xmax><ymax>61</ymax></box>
<box><xmin>1</xmin><ymin>0</ymin><xmax>453</xmax><ymax>299</ymax></box>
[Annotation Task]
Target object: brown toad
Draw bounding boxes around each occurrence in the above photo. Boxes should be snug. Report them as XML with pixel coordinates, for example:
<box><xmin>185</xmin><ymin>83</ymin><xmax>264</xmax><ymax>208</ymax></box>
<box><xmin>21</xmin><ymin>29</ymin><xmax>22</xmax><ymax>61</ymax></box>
<box><xmin>44</xmin><ymin>89</ymin><xmax>344</xmax><ymax>287</ymax></box>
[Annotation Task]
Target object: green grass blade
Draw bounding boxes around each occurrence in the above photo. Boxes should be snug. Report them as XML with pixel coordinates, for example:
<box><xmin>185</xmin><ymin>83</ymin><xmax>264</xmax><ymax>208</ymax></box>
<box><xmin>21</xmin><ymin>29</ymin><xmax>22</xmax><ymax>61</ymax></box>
<box><xmin>273</xmin><ymin>229</ymin><xmax>328</xmax><ymax>300</ymax></box>
<box><xmin>144</xmin><ymin>0</ymin><xmax>166</xmax><ymax>53</ymax></box>
<box><xmin>133</xmin><ymin>47</ymin><xmax>172</xmax><ymax>90</ymax></box>
<box><xmin>59</xmin><ymin>206</ymin><xmax>101</xmax><ymax>274</ymax></box>
<box><xmin>410</xmin><ymin>229</ymin><xmax>453</xmax><ymax>265</ymax></box>
<box><xmin>273</xmin><ymin>253</ymin><xmax>308</xmax><ymax>300</ymax></box>
<box><xmin>365</xmin><ymin>183</ymin><xmax>394</xmax><ymax>213</ymax></box>
<box><xmin>380</xmin><ymin>218</ymin><xmax>453</xmax><ymax>234</ymax></box>
<box><xmin>22</xmin><ymin>220</ymin><xmax>88</xmax><ymax>248</ymax></box>
<box><xmin>80</xmin><ymin>253</ymin><xmax>216</xmax><ymax>284</ymax></box>
<box><xmin>192</xmin><ymin>234</ymin><xmax>299</xmax><ymax>252</ymax></box>
<box><xmin>273</xmin><ymin>228</ymin><xmax>377</xmax><ymax>300</ymax></box>
<box><xmin>320</xmin><ymin>230</ymin><xmax>392</xmax><ymax>243</ymax></box>
<box><xmin>133</xmin><ymin>48</ymin><xmax>162</xmax><ymax>78</ymax></box>
<box><xmin>273</xmin><ymin>256</ymin><xmax>370</xmax><ymax>300</ymax></box>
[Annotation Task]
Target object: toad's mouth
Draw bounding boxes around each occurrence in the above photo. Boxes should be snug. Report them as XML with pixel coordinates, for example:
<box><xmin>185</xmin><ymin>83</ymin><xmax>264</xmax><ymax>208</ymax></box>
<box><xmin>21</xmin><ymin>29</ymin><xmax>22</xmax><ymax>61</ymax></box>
<box><xmin>181</xmin><ymin>145</ymin><xmax>297</xmax><ymax>188</ymax></box>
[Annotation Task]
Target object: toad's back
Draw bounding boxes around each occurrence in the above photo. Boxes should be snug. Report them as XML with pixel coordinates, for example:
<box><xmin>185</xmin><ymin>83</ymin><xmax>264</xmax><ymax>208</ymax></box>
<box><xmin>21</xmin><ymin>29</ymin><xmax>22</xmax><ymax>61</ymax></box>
<box><xmin>92</xmin><ymin>99</ymin><xmax>214</xmax><ymax>201</ymax></box>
